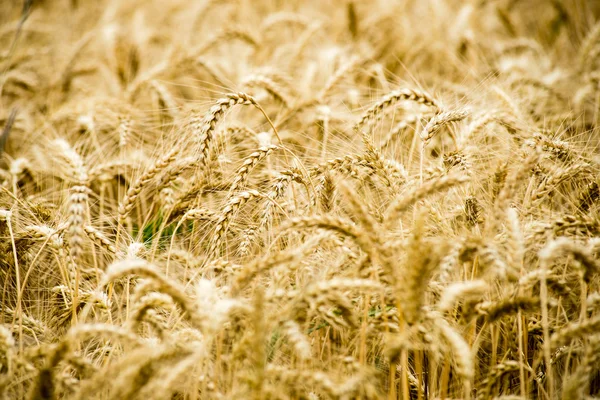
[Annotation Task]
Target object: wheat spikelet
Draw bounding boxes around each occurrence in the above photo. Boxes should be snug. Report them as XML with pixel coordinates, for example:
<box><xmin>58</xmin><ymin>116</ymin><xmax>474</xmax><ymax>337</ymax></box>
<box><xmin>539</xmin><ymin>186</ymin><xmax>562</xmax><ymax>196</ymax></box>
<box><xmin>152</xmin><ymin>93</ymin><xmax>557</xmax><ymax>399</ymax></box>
<box><xmin>166</xmin><ymin>240</ymin><xmax>200</xmax><ymax>274</ymax></box>
<box><xmin>9</xmin><ymin>157</ymin><xmax>31</xmax><ymax>178</ymax></box>
<box><xmin>159</xmin><ymin>187</ymin><xmax>175</xmax><ymax>209</ymax></box>
<box><xmin>493</xmin><ymin>151</ymin><xmax>539</xmax><ymax>226</ymax></box>
<box><xmin>181</xmin><ymin>207</ymin><xmax>216</xmax><ymax>223</ymax></box>
<box><xmin>306</xmin><ymin>277</ymin><xmax>383</xmax><ymax>298</ymax></box>
<box><xmin>83</xmin><ymin>225</ymin><xmax>116</xmax><ymax>254</ymax></box>
<box><xmin>3</xmin><ymin>70</ymin><xmax>38</xmax><ymax>96</ymax></box>
<box><xmin>536</xmin><ymin>214</ymin><xmax>600</xmax><ymax>238</ymax></box>
<box><xmin>436</xmin><ymin>239</ymin><xmax>464</xmax><ymax>284</ymax></box>
<box><xmin>478</xmin><ymin>242</ymin><xmax>514</xmax><ymax>280</ymax></box>
<box><xmin>126</xmin><ymin>242</ymin><xmax>147</xmax><ymax>260</ymax></box>
<box><xmin>109</xmin><ymin>344</ymin><xmax>193</xmax><ymax>399</ymax></box>
<box><xmin>0</xmin><ymin>324</ymin><xmax>14</xmax><ymax>358</ymax></box>
<box><xmin>134</xmin><ymin>347</ymin><xmax>204</xmax><ymax>400</ymax></box>
<box><xmin>444</xmin><ymin>149</ymin><xmax>472</xmax><ymax>173</ymax></box>
<box><xmin>50</xmin><ymin>285</ymin><xmax>112</xmax><ymax>329</ymax></box>
<box><xmin>337</xmin><ymin>180</ymin><xmax>379</xmax><ymax>233</ymax></box>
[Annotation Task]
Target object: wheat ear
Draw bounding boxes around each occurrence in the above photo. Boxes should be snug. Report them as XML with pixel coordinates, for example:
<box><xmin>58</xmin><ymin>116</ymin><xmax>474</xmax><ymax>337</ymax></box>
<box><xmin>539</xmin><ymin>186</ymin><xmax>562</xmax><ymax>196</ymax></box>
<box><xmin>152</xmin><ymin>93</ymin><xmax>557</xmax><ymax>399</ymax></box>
<box><xmin>354</xmin><ymin>88</ymin><xmax>439</xmax><ymax>133</ymax></box>
<box><xmin>384</xmin><ymin>174</ymin><xmax>469</xmax><ymax>228</ymax></box>
<box><xmin>228</xmin><ymin>145</ymin><xmax>279</xmax><ymax>195</ymax></box>
<box><xmin>208</xmin><ymin>189</ymin><xmax>263</xmax><ymax>260</ymax></box>
<box><xmin>193</xmin><ymin>92</ymin><xmax>260</xmax><ymax>166</ymax></box>
<box><xmin>118</xmin><ymin>147</ymin><xmax>179</xmax><ymax>224</ymax></box>
<box><xmin>420</xmin><ymin>108</ymin><xmax>470</xmax><ymax>146</ymax></box>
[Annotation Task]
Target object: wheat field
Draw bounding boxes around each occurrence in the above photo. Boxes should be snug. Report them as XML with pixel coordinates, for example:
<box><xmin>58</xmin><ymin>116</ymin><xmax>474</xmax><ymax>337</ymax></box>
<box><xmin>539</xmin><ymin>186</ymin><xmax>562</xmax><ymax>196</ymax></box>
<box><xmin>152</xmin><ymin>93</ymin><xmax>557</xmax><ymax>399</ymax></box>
<box><xmin>1</xmin><ymin>0</ymin><xmax>600</xmax><ymax>399</ymax></box>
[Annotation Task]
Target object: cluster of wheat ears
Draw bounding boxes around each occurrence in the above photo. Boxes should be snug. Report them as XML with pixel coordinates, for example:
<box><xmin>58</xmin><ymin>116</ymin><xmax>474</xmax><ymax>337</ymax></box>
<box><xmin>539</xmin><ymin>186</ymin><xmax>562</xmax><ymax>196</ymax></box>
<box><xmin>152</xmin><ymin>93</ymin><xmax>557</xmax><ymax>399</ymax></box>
<box><xmin>1</xmin><ymin>0</ymin><xmax>600</xmax><ymax>399</ymax></box>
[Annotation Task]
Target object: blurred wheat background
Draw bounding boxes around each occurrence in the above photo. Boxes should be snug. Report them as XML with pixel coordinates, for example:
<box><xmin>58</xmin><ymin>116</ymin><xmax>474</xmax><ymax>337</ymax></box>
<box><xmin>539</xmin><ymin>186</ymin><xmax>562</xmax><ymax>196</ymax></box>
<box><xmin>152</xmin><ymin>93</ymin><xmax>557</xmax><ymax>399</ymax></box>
<box><xmin>1</xmin><ymin>0</ymin><xmax>600</xmax><ymax>399</ymax></box>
